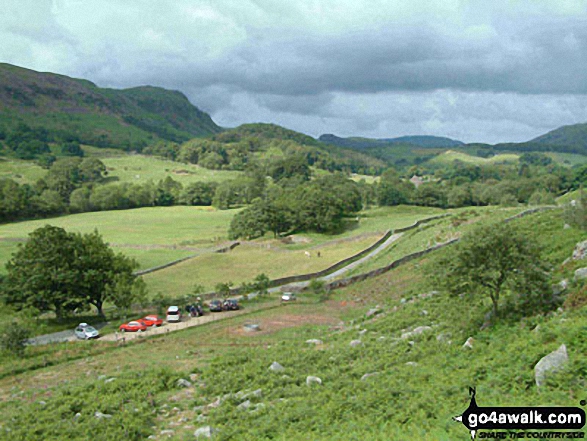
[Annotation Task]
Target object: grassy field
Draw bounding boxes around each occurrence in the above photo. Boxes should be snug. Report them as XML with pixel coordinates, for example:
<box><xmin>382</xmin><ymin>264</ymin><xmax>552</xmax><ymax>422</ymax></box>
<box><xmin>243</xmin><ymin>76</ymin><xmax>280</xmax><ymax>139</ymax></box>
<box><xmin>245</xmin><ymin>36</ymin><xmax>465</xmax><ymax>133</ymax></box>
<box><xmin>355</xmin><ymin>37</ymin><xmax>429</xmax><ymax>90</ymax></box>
<box><xmin>343</xmin><ymin>206</ymin><xmax>528</xmax><ymax>277</ymax></box>
<box><xmin>0</xmin><ymin>206</ymin><xmax>238</xmax><ymax>272</ymax></box>
<box><xmin>429</xmin><ymin>150</ymin><xmax>519</xmax><ymax>165</ymax></box>
<box><xmin>0</xmin><ymin>208</ymin><xmax>584</xmax><ymax>440</ymax></box>
<box><xmin>546</xmin><ymin>151</ymin><xmax>587</xmax><ymax>167</ymax></box>
<box><xmin>0</xmin><ymin>151</ymin><xmax>242</xmax><ymax>186</ymax></box>
<box><xmin>101</xmin><ymin>154</ymin><xmax>241</xmax><ymax>185</ymax></box>
<box><xmin>0</xmin><ymin>157</ymin><xmax>48</xmax><ymax>184</ymax></box>
<box><xmin>143</xmin><ymin>235</ymin><xmax>380</xmax><ymax>295</ymax></box>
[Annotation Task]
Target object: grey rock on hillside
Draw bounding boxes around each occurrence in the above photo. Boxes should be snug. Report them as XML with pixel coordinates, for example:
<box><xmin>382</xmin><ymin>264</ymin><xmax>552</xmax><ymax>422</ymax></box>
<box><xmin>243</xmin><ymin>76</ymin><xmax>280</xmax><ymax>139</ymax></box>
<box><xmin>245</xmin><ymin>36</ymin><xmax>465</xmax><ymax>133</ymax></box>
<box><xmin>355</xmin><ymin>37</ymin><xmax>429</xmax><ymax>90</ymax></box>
<box><xmin>534</xmin><ymin>344</ymin><xmax>569</xmax><ymax>387</ymax></box>
<box><xmin>572</xmin><ymin>240</ymin><xmax>587</xmax><ymax>260</ymax></box>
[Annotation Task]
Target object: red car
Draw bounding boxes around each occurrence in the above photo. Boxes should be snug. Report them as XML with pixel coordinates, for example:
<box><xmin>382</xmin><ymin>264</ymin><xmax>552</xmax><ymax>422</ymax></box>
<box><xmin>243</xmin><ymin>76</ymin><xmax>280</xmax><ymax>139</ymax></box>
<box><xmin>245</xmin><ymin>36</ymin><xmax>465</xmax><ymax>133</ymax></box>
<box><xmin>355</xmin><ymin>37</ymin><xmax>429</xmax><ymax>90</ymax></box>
<box><xmin>139</xmin><ymin>315</ymin><xmax>163</xmax><ymax>327</ymax></box>
<box><xmin>119</xmin><ymin>321</ymin><xmax>148</xmax><ymax>333</ymax></box>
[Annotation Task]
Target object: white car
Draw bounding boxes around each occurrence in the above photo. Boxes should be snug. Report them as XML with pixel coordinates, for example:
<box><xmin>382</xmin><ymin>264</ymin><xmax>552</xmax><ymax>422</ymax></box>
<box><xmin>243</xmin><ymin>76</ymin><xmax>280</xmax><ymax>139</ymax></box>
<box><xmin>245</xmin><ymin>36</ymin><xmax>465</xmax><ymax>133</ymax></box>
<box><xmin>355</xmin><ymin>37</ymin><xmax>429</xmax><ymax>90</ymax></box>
<box><xmin>281</xmin><ymin>292</ymin><xmax>297</xmax><ymax>302</ymax></box>
<box><xmin>166</xmin><ymin>305</ymin><xmax>181</xmax><ymax>323</ymax></box>
<box><xmin>74</xmin><ymin>323</ymin><xmax>100</xmax><ymax>340</ymax></box>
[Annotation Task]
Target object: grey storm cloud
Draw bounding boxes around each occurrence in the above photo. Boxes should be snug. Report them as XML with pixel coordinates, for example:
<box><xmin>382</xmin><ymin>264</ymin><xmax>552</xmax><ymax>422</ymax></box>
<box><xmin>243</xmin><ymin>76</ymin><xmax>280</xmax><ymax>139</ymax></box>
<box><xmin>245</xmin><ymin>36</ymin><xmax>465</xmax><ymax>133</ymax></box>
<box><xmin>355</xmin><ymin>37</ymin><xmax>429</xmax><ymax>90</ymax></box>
<box><xmin>1</xmin><ymin>0</ymin><xmax>587</xmax><ymax>143</ymax></box>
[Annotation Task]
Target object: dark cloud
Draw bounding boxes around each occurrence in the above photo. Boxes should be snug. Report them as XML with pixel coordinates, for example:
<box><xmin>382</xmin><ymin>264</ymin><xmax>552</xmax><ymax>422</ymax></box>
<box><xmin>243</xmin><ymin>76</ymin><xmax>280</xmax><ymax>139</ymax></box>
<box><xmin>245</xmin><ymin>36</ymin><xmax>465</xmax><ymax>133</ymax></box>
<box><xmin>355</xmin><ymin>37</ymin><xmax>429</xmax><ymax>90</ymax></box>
<box><xmin>1</xmin><ymin>1</ymin><xmax>587</xmax><ymax>143</ymax></box>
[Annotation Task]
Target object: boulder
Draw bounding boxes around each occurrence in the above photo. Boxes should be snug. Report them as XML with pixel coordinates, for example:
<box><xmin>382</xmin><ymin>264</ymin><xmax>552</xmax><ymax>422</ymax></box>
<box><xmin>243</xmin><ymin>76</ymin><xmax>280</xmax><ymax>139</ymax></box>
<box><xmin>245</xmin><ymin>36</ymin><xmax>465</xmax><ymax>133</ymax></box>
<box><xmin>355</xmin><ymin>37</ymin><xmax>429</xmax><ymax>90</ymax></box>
<box><xmin>269</xmin><ymin>361</ymin><xmax>285</xmax><ymax>372</ymax></box>
<box><xmin>306</xmin><ymin>339</ymin><xmax>323</xmax><ymax>345</ymax></box>
<box><xmin>462</xmin><ymin>337</ymin><xmax>474</xmax><ymax>349</ymax></box>
<box><xmin>306</xmin><ymin>376</ymin><xmax>322</xmax><ymax>386</ymax></box>
<box><xmin>176</xmin><ymin>378</ymin><xmax>192</xmax><ymax>388</ymax></box>
<box><xmin>552</xmin><ymin>280</ymin><xmax>568</xmax><ymax>296</ymax></box>
<box><xmin>237</xmin><ymin>400</ymin><xmax>252</xmax><ymax>410</ymax></box>
<box><xmin>366</xmin><ymin>308</ymin><xmax>381</xmax><ymax>318</ymax></box>
<box><xmin>350</xmin><ymin>340</ymin><xmax>362</xmax><ymax>347</ymax></box>
<box><xmin>535</xmin><ymin>344</ymin><xmax>569</xmax><ymax>387</ymax></box>
<box><xmin>194</xmin><ymin>426</ymin><xmax>216</xmax><ymax>439</ymax></box>
<box><xmin>401</xmin><ymin>326</ymin><xmax>432</xmax><ymax>339</ymax></box>
<box><xmin>94</xmin><ymin>411</ymin><xmax>112</xmax><ymax>419</ymax></box>
<box><xmin>572</xmin><ymin>240</ymin><xmax>587</xmax><ymax>260</ymax></box>
<box><xmin>360</xmin><ymin>372</ymin><xmax>379</xmax><ymax>381</ymax></box>
<box><xmin>574</xmin><ymin>267</ymin><xmax>587</xmax><ymax>280</ymax></box>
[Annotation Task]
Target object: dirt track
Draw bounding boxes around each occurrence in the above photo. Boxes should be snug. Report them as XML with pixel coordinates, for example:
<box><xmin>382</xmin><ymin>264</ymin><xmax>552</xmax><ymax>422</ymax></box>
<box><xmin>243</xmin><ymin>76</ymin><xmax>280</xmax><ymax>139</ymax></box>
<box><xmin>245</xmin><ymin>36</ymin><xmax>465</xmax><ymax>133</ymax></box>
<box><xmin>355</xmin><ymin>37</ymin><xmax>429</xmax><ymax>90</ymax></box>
<box><xmin>99</xmin><ymin>302</ymin><xmax>281</xmax><ymax>343</ymax></box>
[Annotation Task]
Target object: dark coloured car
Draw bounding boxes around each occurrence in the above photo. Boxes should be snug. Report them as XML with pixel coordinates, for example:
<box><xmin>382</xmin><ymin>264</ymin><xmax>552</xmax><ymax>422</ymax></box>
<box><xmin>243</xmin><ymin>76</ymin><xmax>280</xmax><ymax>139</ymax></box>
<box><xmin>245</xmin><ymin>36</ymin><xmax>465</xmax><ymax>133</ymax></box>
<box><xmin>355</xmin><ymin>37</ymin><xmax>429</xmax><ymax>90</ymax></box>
<box><xmin>209</xmin><ymin>300</ymin><xmax>223</xmax><ymax>312</ymax></box>
<box><xmin>224</xmin><ymin>299</ymin><xmax>239</xmax><ymax>311</ymax></box>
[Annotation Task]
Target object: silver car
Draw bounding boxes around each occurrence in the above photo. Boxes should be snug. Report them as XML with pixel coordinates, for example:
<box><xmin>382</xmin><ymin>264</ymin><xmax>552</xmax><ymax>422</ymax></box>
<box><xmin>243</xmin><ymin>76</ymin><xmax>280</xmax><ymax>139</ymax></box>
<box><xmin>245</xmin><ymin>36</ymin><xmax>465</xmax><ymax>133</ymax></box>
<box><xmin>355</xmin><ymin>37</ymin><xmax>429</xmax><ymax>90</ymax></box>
<box><xmin>74</xmin><ymin>323</ymin><xmax>100</xmax><ymax>340</ymax></box>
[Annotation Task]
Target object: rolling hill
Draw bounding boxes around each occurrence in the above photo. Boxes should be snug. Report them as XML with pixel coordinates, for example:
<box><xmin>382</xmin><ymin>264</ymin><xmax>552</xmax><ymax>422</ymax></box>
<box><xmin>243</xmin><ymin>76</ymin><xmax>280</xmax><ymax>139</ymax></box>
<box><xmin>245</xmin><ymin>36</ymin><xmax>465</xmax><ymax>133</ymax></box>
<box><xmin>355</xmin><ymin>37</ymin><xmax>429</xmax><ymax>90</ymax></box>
<box><xmin>0</xmin><ymin>63</ymin><xmax>221</xmax><ymax>149</ymax></box>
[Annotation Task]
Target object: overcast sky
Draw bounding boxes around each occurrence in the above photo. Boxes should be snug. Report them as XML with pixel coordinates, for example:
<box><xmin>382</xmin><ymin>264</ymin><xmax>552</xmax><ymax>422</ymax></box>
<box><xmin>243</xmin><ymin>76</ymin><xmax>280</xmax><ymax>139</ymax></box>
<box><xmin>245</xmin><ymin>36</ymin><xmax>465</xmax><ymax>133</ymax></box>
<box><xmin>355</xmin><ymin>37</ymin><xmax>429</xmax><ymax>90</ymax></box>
<box><xmin>2</xmin><ymin>0</ymin><xmax>587</xmax><ymax>143</ymax></box>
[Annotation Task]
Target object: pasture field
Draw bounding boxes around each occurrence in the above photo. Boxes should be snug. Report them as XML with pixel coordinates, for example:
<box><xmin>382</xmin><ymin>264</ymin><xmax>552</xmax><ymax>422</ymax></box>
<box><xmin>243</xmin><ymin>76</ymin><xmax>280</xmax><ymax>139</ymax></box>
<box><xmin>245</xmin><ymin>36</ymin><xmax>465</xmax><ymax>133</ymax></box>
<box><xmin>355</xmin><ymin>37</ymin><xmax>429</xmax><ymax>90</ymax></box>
<box><xmin>142</xmin><ymin>235</ymin><xmax>380</xmax><ymax>296</ymax></box>
<box><xmin>0</xmin><ymin>157</ymin><xmax>47</xmax><ymax>184</ymax></box>
<box><xmin>546</xmin><ymin>151</ymin><xmax>587</xmax><ymax>166</ymax></box>
<box><xmin>0</xmin><ymin>209</ymin><xmax>584</xmax><ymax>441</ymax></box>
<box><xmin>342</xmin><ymin>206</ymin><xmax>527</xmax><ymax>277</ymax></box>
<box><xmin>557</xmin><ymin>189</ymin><xmax>583</xmax><ymax>204</ymax></box>
<box><xmin>429</xmin><ymin>150</ymin><xmax>519</xmax><ymax>165</ymax></box>
<box><xmin>0</xmin><ymin>151</ymin><xmax>241</xmax><ymax>186</ymax></box>
<box><xmin>101</xmin><ymin>154</ymin><xmax>241</xmax><ymax>185</ymax></box>
<box><xmin>0</xmin><ymin>206</ymin><xmax>237</xmax><ymax>272</ymax></box>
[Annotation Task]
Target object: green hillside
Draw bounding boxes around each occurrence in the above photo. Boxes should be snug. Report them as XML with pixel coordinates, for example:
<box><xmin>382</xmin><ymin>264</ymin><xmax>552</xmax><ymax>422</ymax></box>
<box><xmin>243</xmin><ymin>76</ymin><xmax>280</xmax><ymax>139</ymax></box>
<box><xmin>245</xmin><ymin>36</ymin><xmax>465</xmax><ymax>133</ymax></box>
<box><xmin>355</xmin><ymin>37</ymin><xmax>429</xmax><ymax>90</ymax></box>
<box><xmin>0</xmin><ymin>208</ymin><xmax>585</xmax><ymax>440</ymax></box>
<box><xmin>0</xmin><ymin>63</ymin><xmax>221</xmax><ymax>149</ymax></box>
<box><xmin>531</xmin><ymin>122</ymin><xmax>587</xmax><ymax>151</ymax></box>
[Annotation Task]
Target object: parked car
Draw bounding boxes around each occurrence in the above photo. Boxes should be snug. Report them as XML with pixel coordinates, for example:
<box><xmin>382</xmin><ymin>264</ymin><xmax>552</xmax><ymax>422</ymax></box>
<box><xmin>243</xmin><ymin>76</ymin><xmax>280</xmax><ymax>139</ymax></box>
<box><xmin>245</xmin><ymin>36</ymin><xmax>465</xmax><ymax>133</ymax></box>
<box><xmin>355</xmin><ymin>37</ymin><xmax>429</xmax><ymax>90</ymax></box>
<box><xmin>139</xmin><ymin>315</ymin><xmax>163</xmax><ymax>327</ymax></box>
<box><xmin>166</xmin><ymin>306</ymin><xmax>181</xmax><ymax>323</ymax></box>
<box><xmin>74</xmin><ymin>323</ymin><xmax>100</xmax><ymax>340</ymax></box>
<box><xmin>209</xmin><ymin>300</ymin><xmax>224</xmax><ymax>312</ymax></box>
<box><xmin>281</xmin><ymin>292</ymin><xmax>297</xmax><ymax>302</ymax></box>
<box><xmin>224</xmin><ymin>299</ymin><xmax>239</xmax><ymax>310</ymax></box>
<box><xmin>119</xmin><ymin>321</ymin><xmax>148</xmax><ymax>333</ymax></box>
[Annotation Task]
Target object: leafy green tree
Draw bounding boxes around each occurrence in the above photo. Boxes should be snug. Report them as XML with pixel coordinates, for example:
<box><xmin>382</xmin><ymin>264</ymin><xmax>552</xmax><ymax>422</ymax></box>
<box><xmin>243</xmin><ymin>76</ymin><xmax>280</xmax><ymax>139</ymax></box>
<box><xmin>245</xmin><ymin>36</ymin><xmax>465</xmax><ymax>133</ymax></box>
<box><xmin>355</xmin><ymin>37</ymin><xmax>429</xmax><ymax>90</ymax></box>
<box><xmin>179</xmin><ymin>182</ymin><xmax>217</xmax><ymax>206</ymax></box>
<box><xmin>108</xmin><ymin>275</ymin><xmax>148</xmax><ymax>317</ymax></box>
<box><xmin>253</xmin><ymin>273</ymin><xmax>271</xmax><ymax>296</ymax></box>
<box><xmin>0</xmin><ymin>322</ymin><xmax>30</xmax><ymax>356</ymax></box>
<box><xmin>78</xmin><ymin>158</ymin><xmax>106</xmax><ymax>182</ymax></box>
<box><xmin>3</xmin><ymin>226</ymin><xmax>86</xmax><ymax>318</ymax></box>
<box><xmin>215</xmin><ymin>282</ymin><xmax>233</xmax><ymax>298</ymax></box>
<box><xmin>3</xmin><ymin>226</ymin><xmax>140</xmax><ymax>318</ymax></box>
<box><xmin>60</xmin><ymin>141</ymin><xmax>84</xmax><ymax>157</ymax></box>
<box><xmin>434</xmin><ymin>223</ymin><xmax>549</xmax><ymax>318</ymax></box>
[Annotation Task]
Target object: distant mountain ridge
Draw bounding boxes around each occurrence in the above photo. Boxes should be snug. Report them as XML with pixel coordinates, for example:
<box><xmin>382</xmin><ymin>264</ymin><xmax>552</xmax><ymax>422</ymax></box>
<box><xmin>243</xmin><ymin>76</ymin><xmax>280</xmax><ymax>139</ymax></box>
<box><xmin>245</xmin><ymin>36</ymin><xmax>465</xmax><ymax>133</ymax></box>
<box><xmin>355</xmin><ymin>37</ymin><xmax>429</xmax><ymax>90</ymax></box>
<box><xmin>0</xmin><ymin>63</ymin><xmax>220</xmax><ymax>149</ymax></box>
<box><xmin>530</xmin><ymin>122</ymin><xmax>587</xmax><ymax>149</ymax></box>
<box><xmin>319</xmin><ymin>133</ymin><xmax>464</xmax><ymax>149</ymax></box>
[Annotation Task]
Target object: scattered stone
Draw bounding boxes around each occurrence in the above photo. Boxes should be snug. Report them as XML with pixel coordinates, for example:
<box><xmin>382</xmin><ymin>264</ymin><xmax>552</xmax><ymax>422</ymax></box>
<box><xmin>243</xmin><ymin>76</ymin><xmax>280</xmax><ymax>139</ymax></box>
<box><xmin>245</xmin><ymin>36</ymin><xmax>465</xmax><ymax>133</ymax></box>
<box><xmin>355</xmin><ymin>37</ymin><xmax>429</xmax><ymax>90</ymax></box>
<box><xmin>377</xmin><ymin>336</ymin><xmax>386</xmax><ymax>341</ymax></box>
<box><xmin>405</xmin><ymin>362</ymin><xmax>418</xmax><ymax>367</ymax></box>
<box><xmin>189</xmin><ymin>373</ymin><xmax>199</xmax><ymax>382</ymax></box>
<box><xmin>358</xmin><ymin>329</ymin><xmax>367</xmax><ymax>336</ymax></box>
<box><xmin>306</xmin><ymin>376</ymin><xmax>322</xmax><ymax>386</ymax></box>
<box><xmin>38</xmin><ymin>400</ymin><xmax>47</xmax><ymax>406</ymax></box>
<box><xmin>400</xmin><ymin>298</ymin><xmax>407</xmax><ymax>304</ymax></box>
<box><xmin>97</xmin><ymin>375</ymin><xmax>106</xmax><ymax>380</ymax></box>
<box><xmin>161</xmin><ymin>429</ymin><xmax>175</xmax><ymax>436</ymax></box>
<box><xmin>421</xmin><ymin>310</ymin><xmax>428</xmax><ymax>316</ymax></box>
<box><xmin>193</xmin><ymin>405</ymin><xmax>206</xmax><ymax>413</ymax></box>
<box><xmin>574</xmin><ymin>267</ymin><xmax>587</xmax><ymax>280</ymax></box>
<box><xmin>462</xmin><ymin>337</ymin><xmax>474</xmax><ymax>349</ymax></box>
<box><xmin>74</xmin><ymin>412</ymin><xmax>81</xmax><ymax>419</ymax></box>
<box><xmin>401</xmin><ymin>326</ymin><xmax>432</xmax><ymax>339</ymax></box>
<box><xmin>105</xmin><ymin>378</ymin><xmax>116</xmax><ymax>384</ymax></box>
<box><xmin>572</xmin><ymin>240</ymin><xmax>587</xmax><ymax>260</ymax></box>
<box><xmin>237</xmin><ymin>400</ymin><xmax>252</xmax><ymax>410</ymax></box>
<box><xmin>176</xmin><ymin>378</ymin><xmax>192</xmax><ymax>388</ymax></box>
<box><xmin>564</xmin><ymin>224</ymin><xmax>571</xmax><ymax>230</ymax></box>
<box><xmin>243</xmin><ymin>324</ymin><xmax>261</xmax><ymax>332</ymax></box>
<box><xmin>535</xmin><ymin>344</ymin><xmax>569</xmax><ymax>387</ymax></box>
<box><xmin>196</xmin><ymin>415</ymin><xmax>207</xmax><ymax>423</ymax></box>
<box><xmin>148</xmin><ymin>436</ymin><xmax>156</xmax><ymax>440</ymax></box>
<box><xmin>533</xmin><ymin>325</ymin><xmax>541</xmax><ymax>333</ymax></box>
<box><xmin>251</xmin><ymin>403</ymin><xmax>265</xmax><ymax>412</ymax></box>
<box><xmin>350</xmin><ymin>339</ymin><xmax>362</xmax><ymax>347</ymax></box>
<box><xmin>194</xmin><ymin>426</ymin><xmax>216</xmax><ymax>439</ymax></box>
<box><xmin>178</xmin><ymin>417</ymin><xmax>188</xmax><ymax>423</ymax></box>
<box><xmin>94</xmin><ymin>411</ymin><xmax>112</xmax><ymax>419</ymax></box>
<box><xmin>436</xmin><ymin>333</ymin><xmax>451</xmax><ymax>344</ymax></box>
<box><xmin>245</xmin><ymin>389</ymin><xmax>263</xmax><ymax>399</ymax></box>
<box><xmin>360</xmin><ymin>372</ymin><xmax>379</xmax><ymax>381</ymax></box>
<box><xmin>269</xmin><ymin>361</ymin><xmax>285</xmax><ymax>372</ymax></box>
<box><xmin>552</xmin><ymin>279</ymin><xmax>569</xmax><ymax>296</ymax></box>
<box><xmin>172</xmin><ymin>407</ymin><xmax>180</xmax><ymax>412</ymax></box>
<box><xmin>306</xmin><ymin>339</ymin><xmax>323</xmax><ymax>345</ymax></box>
<box><xmin>366</xmin><ymin>308</ymin><xmax>381</xmax><ymax>318</ymax></box>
